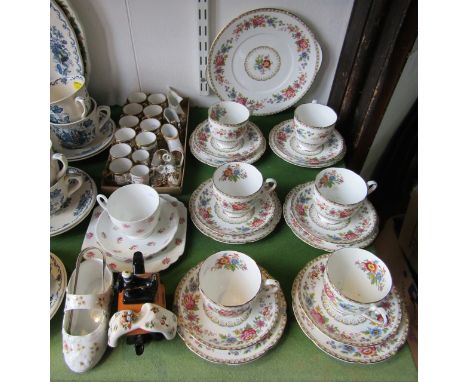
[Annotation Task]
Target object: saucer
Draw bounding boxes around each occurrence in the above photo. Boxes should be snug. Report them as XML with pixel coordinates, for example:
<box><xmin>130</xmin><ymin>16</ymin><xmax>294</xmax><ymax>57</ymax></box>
<box><xmin>291</xmin><ymin>182</ymin><xmax>378</xmax><ymax>244</ymax></box>
<box><xmin>82</xmin><ymin>195</ymin><xmax>187</xmax><ymax>273</ymax></box>
<box><xmin>297</xmin><ymin>255</ymin><xmax>402</xmax><ymax>347</ymax></box>
<box><xmin>269</xmin><ymin>120</ymin><xmax>346</xmax><ymax>168</ymax></box>
<box><xmin>96</xmin><ymin>198</ymin><xmax>179</xmax><ymax>261</ymax></box>
<box><xmin>190</xmin><ymin>120</ymin><xmax>266</xmax><ymax>167</ymax></box>
<box><xmin>50</xmin><ymin>167</ymin><xmax>97</xmax><ymax>236</ymax></box>
<box><xmin>175</xmin><ymin>263</ymin><xmax>279</xmax><ymax>351</ymax></box>
<box><xmin>283</xmin><ymin>184</ymin><xmax>378</xmax><ymax>251</ymax></box>
<box><xmin>50</xmin><ymin>252</ymin><xmax>67</xmax><ymax>319</ymax></box>
<box><xmin>175</xmin><ymin>264</ymin><xmax>287</xmax><ymax>365</ymax></box>
<box><xmin>189</xmin><ymin>180</ymin><xmax>282</xmax><ymax>244</ymax></box>
<box><xmin>292</xmin><ymin>265</ymin><xmax>409</xmax><ymax>364</ymax></box>
<box><xmin>51</xmin><ymin>118</ymin><xmax>115</xmax><ymax>162</ymax></box>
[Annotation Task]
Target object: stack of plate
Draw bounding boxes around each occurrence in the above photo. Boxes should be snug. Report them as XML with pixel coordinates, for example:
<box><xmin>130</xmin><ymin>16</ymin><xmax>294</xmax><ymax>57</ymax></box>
<box><xmin>174</xmin><ymin>261</ymin><xmax>287</xmax><ymax>365</ymax></box>
<box><xmin>292</xmin><ymin>254</ymin><xmax>409</xmax><ymax>364</ymax></box>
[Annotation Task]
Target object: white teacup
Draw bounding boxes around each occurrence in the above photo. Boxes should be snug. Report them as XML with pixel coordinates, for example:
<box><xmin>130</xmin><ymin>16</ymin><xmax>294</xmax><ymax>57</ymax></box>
<box><xmin>212</xmin><ymin>162</ymin><xmax>276</xmax><ymax>220</ymax></box>
<box><xmin>140</xmin><ymin>118</ymin><xmax>161</xmax><ymax>133</ymax></box>
<box><xmin>127</xmin><ymin>91</ymin><xmax>147</xmax><ymax>104</ymax></box>
<box><xmin>132</xmin><ymin>149</ymin><xmax>150</xmax><ymax>165</ymax></box>
<box><xmin>294</xmin><ymin>101</ymin><xmax>337</xmax><ymax>153</ymax></box>
<box><xmin>50</xmin><ymin>141</ymin><xmax>67</xmax><ymax>186</ymax></box>
<box><xmin>148</xmin><ymin>93</ymin><xmax>167</xmax><ymax>107</ymax></box>
<box><xmin>114</xmin><ymin>127</ymin><xmax>136</xmax><ymax>146</ymax></box>
<box><xmin>118</xmin><ymin>115</ymin><xmax>139</xmax><ymax>129</ymax></box>
<box><xmin>323</xmin><ymin>248</ymin><xmax>393</xmax><ymax>325</ymax></box>
<box><xmin>109</xmin><ymin>143</ymin><xmax>132</xmax><ymax>160</ymax></box>
<box><xmin>123</xmin><ymin>103</ymin><xmax>143</xmax><ymax>117</ymax></box>
<box><xmin>143</xmin><ymin>104</ymin><xmax>163</xmax><ymax>120</ymax></box>
<box><xmin>312</xmin><ymin>167</ymin><xmax>377</xmax><ymax>228</ymax></box>
<box><xmin>109</xmin><ymin>157</ymin><xmax>132</xmax><ymax>186</ymax></box>
<box><xmin>50</xmin><ymin>75</ymin><xmax>91</xmax><ymax>123</ymax></box>
<box><xmin>50</xmin><ymin>171</ymin><xmax>83</xmax><ymax>214</ymax></box>
<box><xmin>96</xmin><ymin>184</ymin><xmax>161</xmax><ymax>239</ymax></box>
<box><xmin>136</xmin><ymin>131</ymin><xmax>157</xmax><ymax>151</ymax></box>
<box><xmin>199</xmin><ymin>251</ymin><xmax>279</xmax><ymax>326</ymax></box>
<box><xmin>208</xmin><ymin>101</ymin><xmax>249</xmax><ymax>150</ymax></box>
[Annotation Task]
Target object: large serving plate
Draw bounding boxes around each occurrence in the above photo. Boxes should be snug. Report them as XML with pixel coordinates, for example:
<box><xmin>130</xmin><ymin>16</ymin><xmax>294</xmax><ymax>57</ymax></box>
<box><xmin>50</xmin><ymin>0</ymin><xmax>85</xmax><ymax>85</ymax></box>
<box><xmin>208</xmin><ymin>8</ymin><xmax>322</xmax><ymax>116</ymax></box>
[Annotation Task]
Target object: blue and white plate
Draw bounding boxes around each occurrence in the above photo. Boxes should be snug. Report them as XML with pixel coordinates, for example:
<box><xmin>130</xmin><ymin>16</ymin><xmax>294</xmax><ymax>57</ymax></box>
<box><xmin>50</xmin><ymin>252</ymin><xmax>67</xmax><ymax>319</ymax></box>
<box><xmin>50</xmin><ymin>167</ymin><xmax>97</xmax><ymax>236</ymax></box>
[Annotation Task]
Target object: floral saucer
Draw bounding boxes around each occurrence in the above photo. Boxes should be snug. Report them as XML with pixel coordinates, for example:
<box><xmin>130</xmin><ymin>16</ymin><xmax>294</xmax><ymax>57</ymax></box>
<box><xmin>297</xmin><ymin>255</ymin><xmax>402</xmax><ymax>347</ymax></box>
<box><xmin>51</xmin><ymin>118</ymin><xmax>115</xmax><ymax>162</ymax></box>
<box><xmin>175</xmin><ymin>263</ymin><xmax>279</xmax><ymax>350</ymax></box>
<box><xmin>283</xmin><ymin>185</ymin><xmax>378</xmax><ymax>251</ymax></box>
<box><xmin>292</xmin><ymin>265</ymin><xmax>409</xmax><ymax>364</ymax></box>
<box><xmin>50</xmin><ymin>167</ymin><xmax>97</xmax><ymax>236</ymax></box>
<box><xmin>269</xmin><ymin>120</ymin><xmax>346</xmax><ymax>168</ymax></box>
<box><xmin>96</xmin><ymin>198</ymin><xmax>179</xmax><ymax>261</ymax></box>
<box><xmin>50</xmin><ymin>252</ymin><xmax>67</xmax><ymax>319</ymax></box>
<box><xmin>291</xmin><ymin>182</ymin><xmax>378</xmax><ymax>244</ymax></box>
<box><xmin>81</xmin><ymin>195</ymin><xmax>187</xmax><ymax>273</ymax></box>
<box><xmin>189</xmin><ymin>180</ymin><xmax>282</xmax><ymax>244</ymax></box>
<box><xmin>190</xmin><ymin>120</ymin><xmax>266</xmax><ymax>167</ymax></box>
<box><xmin>175</xmin><ymin>264</ymin><xmax>287</xmax><ymax>365</ymax></box>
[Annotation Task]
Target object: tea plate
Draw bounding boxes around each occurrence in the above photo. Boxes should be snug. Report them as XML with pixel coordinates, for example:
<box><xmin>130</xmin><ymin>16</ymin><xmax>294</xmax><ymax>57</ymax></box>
<box><xmin>269</xmin><ymin>120</ymin><xmax>346</xmax><ymax>168</ymax></box>
<box><xmin>50</xmin><ymin>0</ymin><xmax>84</xmax><ymax>84</ymax></box>
<box><xmin>189</xmin><ymin>180</ymin><xmax>282</xmax><ymax>244</ymax></box>
<box><xmin>50</xmin><ymin>167</ymin><xmax>97</xmax><ymax>236</ymax></box>
<box><xmin>297</xmin><ymin>255</ymin><xmax>402</xmax><ymax>347</ymax></box>
<box><xmin>190</xmin><ymin>120</ymin><xmax>266</xmax><ymax>167</ymax></box>
<box><xmin>82</xmin><ymin>195</ymin><xmax>187</xmax><ymax>273</ymax></box>
<box><xmin>291</xmin><ymin>182</ymin><xmax>378</xmax><ymax>244</ymax></box>
<box><xmin>283</xmin><ymin>185</ymin><xmax>378</xmax><ymax>251</ymax></box>
<box><xmin>175</xmin><ymin>263</ymin><xmax>279</xmax><ymax>350</ymax></box>
<box><xmin>175</xmin><ymin>264</ymin><xmax>287</xmax><ymax>364</ymax></box>
<box><xmin>292</xmin><ymin>265</ymin><xmax>409</xmax><ymax>364</ymax></box>
<box><xmin>50</xmin><ymin>252</ymin><xmax>67</xmax><ymax>319</ymax></box>
<box><xmin>96</xmin><ymin>198</ymin><xmax>179</xmax><ymax>261</ymax></box>
<box><xmin>207</xmin><ymin>8</ymin><xmax>321</xmax><ymax>116</ymax></box>
<box><xmin>51</xmin><ymin>118</ymin><xmax>115</xmax><ymax>162</ymax></box>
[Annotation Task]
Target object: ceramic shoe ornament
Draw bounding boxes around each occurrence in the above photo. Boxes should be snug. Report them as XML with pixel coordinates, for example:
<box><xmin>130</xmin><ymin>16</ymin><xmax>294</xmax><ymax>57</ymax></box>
<box><xmin>62</xmin><ymin>247</ymin><xmax>113</xmax><ymax>373</ymax></box>
<box><xmin>108</xmin><ymin>303</ymin><xmax>177</xmax><ymax>348</ymax></box>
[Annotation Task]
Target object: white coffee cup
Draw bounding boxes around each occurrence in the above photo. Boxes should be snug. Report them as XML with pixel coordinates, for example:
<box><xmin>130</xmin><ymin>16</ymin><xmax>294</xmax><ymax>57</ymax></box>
<box><xmin>130</xmin><ymin>165</ymin><xmax>150</xmax><ymax>185</ymax></box>
<box><xmin>114</xmin><ymin>127</ymin><xmax>136</xmax><ymax>146</ymax></box>
<box><xmin>148</xmin><ymin>93</ymin><xmax>167</xmax><ymax>107</ymax></box>
<box><xmin>140</xmin><ymin>118</ymin><xmax>161</xmax><ymax>133</ymax></box>
<box><xmin>50</xmin><ymin>75</ymin><xmax>91</xmax><ymax>123</ymax></box>
<box><xmin>123</xmin><ymin>103</ymin><xmax>143</xmax><ymax>116</ymax></box>
<box><xmin>118</xmin><ymin>115</ymin><xmax>139</xmax><ymax>129</ymax></box>
<box><xmin>109</xmin><ymin>157</ymin><xmax>132</xmax><ymax>185</ymax></box>
<box><xmin>143</xmin><ymin>104</ymin><xmax>163</xmax><ymax>120</ymax></box>
<box><xmin>136</xmin><ymin>131</ymin><xmax>157</xmax><ymax>151</ymax></box>
<box><xmin>110</xmin><ymin>143</ymin><xmax>132</xmax><ymax>160</ymax></box>
<box><xmin>132</xmin><ymin>149</ymin><xmax>150</xmax><ymax>165</ymax></box>
<box><xmin>127</xmin><ymin>91</ymin><xmax>147</xmax><ymax>104</ymax></box>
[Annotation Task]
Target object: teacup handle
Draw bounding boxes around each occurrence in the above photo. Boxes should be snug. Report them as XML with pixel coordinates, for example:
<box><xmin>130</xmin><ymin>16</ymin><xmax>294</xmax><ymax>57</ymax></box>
<box><xmin>96</xmin><ymin>194</ymin><xmax>109</xmax><ymax>212</ymax></box>
<box><xmin>361</xmin><ymin>305</ymin><xmax>388</xmax><ymax>326</ymax></box>
<box><xmin>367</xmin><ymin>181</ymin><xmax>378</xmax><ymax>195</ymax></box>
<box><xmin>75</xmin><ymin>96</ymin><xmax>88</xmax><ymax>118</ymax></box>
<box><xmin>263</xmin><ymin>278</ymin><xmax>280</xmax><ymax>293</ymax></box>
<box><xmin>263</xmin><ymin>178</ymin><xmax>277</xmax><ymax>194</ymax></box>
<box><xmin>97</xmin><ymin>106</ymin><xmax>111</xmax><ymax>129</ymax></box>
<box><xmin>52</xmin><ymin>153</ymin><xmax>68</xmax><ymax>179</ymax></box>
<box><xmin>65</xmin><ymin>173</ymin><xmax>83</xmax><ymax>198</ymax></box>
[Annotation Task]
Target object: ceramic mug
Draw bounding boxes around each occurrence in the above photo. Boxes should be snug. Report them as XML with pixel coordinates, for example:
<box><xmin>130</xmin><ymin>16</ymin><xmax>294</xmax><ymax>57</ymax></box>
<box><xmin>130</xmin><ymin>165</ymin><xmax>150</xmax><ymax>185</ymax></box>
<box><xmin>136</xmin><ymin>131</ymin><xmax>157</xmax><ymax>151</ymax></box>
<box><xmin>199</xmin><ymin>251</ymin><xmax>279</xmax><ymax>326</ymax></box>
<box><xmin>140</xmin><ymin>118</ymin><xmax>161</xmax><ymax>133</ymax></box>
<box><xmin>50</xmin><ymin>141</ymin><xmax>67</xmax><ymax>186</ymax></box>
<box><xmin>212</xmin><ymin>162</ymin><xmax>276</xmax><ymax>219</ymax></box>
<box><xmin>50</xmin><ymin>75</ymin><xmax>91</xmax><ymax>123</ymax></box>
<box><xmin>118</xmin><ymin>115</ymin><xmax>139</xmax><ymax>130</ymax></box>
<box><xmin>161</xmin><ymin>124</ymin><xmax>183</xmax><ymax>153</ymax></box>
<box><xmin>50</xmin><ymin>98</ymin><xmax>111</xmax><ymax>149</ymax></box>
<box><xmin>208</xmin><ymin>101</ymin><xmax>249</xmax><ymax>150</ymax></box>
<box><xmin>96</xmin><ymin>184</ymin><xmax>161</xmax><ymax>239</ymax></box>
<box><xmin>123</xmin><ymin>103</ymin><xmax>143</xmax><ymax>117</ymax></box>
<box><xmin>50</xmin><ymin>170</ymin><xmax>84</xmax><ymax>214</ymax></box>
<box><xmin>127</xmin><ymin>91</ymin><xmax>147</xmax><ymax>104</ymax></box>
<box><xmin>143</xmin><ymin>104</ymin><xmax>163</xmax><ymax>120</ymax></box>
<box><xmin>323</xmin><ymin>248</ymin><xmax>392</xmax><ymax>325</ymax></box>
<box><xmin>294</xmin><ymin>101</ymin><xmax>337</xmax><ymax>153</ymax></box>
<box><xmin>132</xmin><ymin>149</ymin><xmax>150</xmax><ymax>165</ymax></box>
<box><xmin>148</xmin><ymin>93</ymin><xmax>167</xmax><ymax>107</ymax></box>
<box><xmin>114</xmin><ymin>127</ymin><xmax>136</xmax><ymax>146</ymax></box>
<box><xmin>108</xmin><ymin>157</ymin><xmax>132</xmax><ymax>186</ymax></box>
<box><xmin>312</xmin><ymin>167</ymin><xmax>377</xmax><ymax>227</ymax></box>
<box><xmin>109</xmin><ymin>143</ymin><xmax>132</xmax><ymax>160</ymax></box>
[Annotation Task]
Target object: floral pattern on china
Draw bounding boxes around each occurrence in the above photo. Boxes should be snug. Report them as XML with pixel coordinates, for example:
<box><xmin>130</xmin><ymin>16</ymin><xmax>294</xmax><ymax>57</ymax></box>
<box><xmin>211</xmin><ymin>252</ymin><xmax>248</xmax><ymax>272</ymax></box>
<box><xmin>218</xmin><ymin>163</ymin><xmax>248</xmax><ymax>182</ymax></box>
<box><xmin>356</xmin><ymin>259</ymin><xmax>387</xmax><ymax>291</ymax></box>
<box><xmin>317</xmin><ymin>170</ymin><xmax>344</xmax><ymax>189</ymax></box>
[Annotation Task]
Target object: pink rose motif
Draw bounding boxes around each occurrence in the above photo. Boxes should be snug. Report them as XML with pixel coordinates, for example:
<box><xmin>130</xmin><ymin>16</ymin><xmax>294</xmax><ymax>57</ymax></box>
<box><xmin>324</xmin><ymin>283</ymin><xmax>335</xmax><ymax>301</ymax></box>
<box><xmin>123</xmin><ymin>224</ymin><xmax>131</xmax><ymax>229</ymax></box>
<box><xmin>86</xmin><ymin>251</ymin><xmax>95</xmax><ymax>258</ymax></box>
<box><xmin>344</xmin><ymin>232</ymin><xmax>358</xmax><ymax>240</ymax></box>
<box><xmin>283</xmin><ymin>86</ymin><xmax>296</xmax><ymax>99</ymax></box>
<box><xmin>339</xmin><ymin>210</ymin><xmax>353</xmax><ymax>218</ymax></box>
<box><xmin>262</xmin><ymin>306</ymin><xmax>271</xmax><ymax>317</ymax></box>
<box><xmin>162</xmin><ymin>257</ymin><xmax>170</xmax><ymax>265</ymax></box>
<box><xmin>183</xmin><ymin>294</ymin><xmax>197</xmax><ymax>310</ymax></box>
<box><xmin>175</xmin><ymin>238</ymin><xmax>182</xmax><ymax>245</ymax></box>
<box><xmin>252</xmin><ymin>15</ymin><xmax>265</xmax><ymax>26</ymax></box>
<box><xmin>255</xmin><ymin>319</ymin><xmax>265</xmax><ymax>328</ymax></box>
<box><xmin>295</xmin><ymin>205</ymin><xmax>306</xmax><ymax>216</ymax></box>
<box><xmin>277</xmin><ymin>131</ymin><xmax>287</xmax><ymax>141</ymax></box>
<box><xmin>109</xmin><ymin>263</ymin><xmax>117</xmax><ymax>270</ymax></box>
<box><xmin>215</xmin><ymin>55</ymin><xmax>225</xmax><ymax>67</ymax></box>
<box><xmin>311</xmin><ymin>307</ymin><xmax>326</xmax><ymax>325</ymax></box>
<box><xmin>240</xmin><ymin>328</ymin><xmax>257</xmax><ymax>341</ymax></box>
<box><xmin>86</xmin><ymin>232</ymin><xmax>94</xmax><ymax>239</ymax></box>
<box><xmin>236</xmin><ymin>96</ymin><xmax>247</xmax><ymax>105</ymax></box>
<box><xmin>251</xmin><ymin>218</ymin><xmax>264</xmax><ymax>228</ymax></box>
<box><xmin>296</xmin><ymin>38</ymin><xmax>309</xmax><ymax>51</ymax></box>
<box><xmin>187</xmin><ymin>312</ymin><xmax>197</xmax><ymax>322</ymax></box>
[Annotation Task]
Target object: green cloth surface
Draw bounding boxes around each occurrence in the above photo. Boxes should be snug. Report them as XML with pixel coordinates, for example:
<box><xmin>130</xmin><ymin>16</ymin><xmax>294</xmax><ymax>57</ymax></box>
<box><xmin>50</xmin><ymin>107</ymin><xmax>417</xmax><ymax>381</ymax></box>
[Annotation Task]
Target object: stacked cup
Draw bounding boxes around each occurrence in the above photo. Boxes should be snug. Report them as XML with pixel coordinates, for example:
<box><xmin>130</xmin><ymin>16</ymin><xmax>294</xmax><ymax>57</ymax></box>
<box><xmin>50</xmin><ymin>75</ymin><xmax>110</xmax><ymax>149</ymax></box>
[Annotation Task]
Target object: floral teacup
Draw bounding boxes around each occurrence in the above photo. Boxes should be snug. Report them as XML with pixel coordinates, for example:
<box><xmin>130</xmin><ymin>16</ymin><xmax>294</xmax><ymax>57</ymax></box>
<box><xmin>212</xmin><ymin>162</ymin><xmax>276</xmax><ymax>220</ymax></box>
<box><xmin>312</xmin><ymin>167</ymin><xmax>377</xmax><ymax>228</ymax></box>
<box><xmin>50</xmin><ymin>170</ymin><xmax>84</xmax><ymax>214</ymax></box>
<box><xmin>208</xmin><ymin>101</ymin><xmax>249</xmax><ymax>150</ymax></box>
<box><xmin>323</xmin><ymin>248</ymin><xmax>392</xmax><ymax>325</ymax></box>
<box><xmin>96</xmin><ymin>184</ymin><xmax>160</xmax><ymax>239</ymax></box>
<box><xmin>50</xmin><ymin>75</ymin><xmax>91</xmax><ymax>124</ymax></box>
<box><xmin>199</xmin><ymin>251</ymin><xmax>279</xmax><ymax>326</ymax></box>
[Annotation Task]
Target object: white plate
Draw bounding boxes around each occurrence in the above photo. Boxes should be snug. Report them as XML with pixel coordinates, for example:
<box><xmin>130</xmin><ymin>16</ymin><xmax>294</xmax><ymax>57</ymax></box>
<box><xmin>51</xmin><ymin>118</ymin><xmax>115</xmax><ymax>162</ymax></box>
<box><xmin>96</xmin><ymin>198</ymin><xmax>179</xmax><ymax>261</ymax></box>
<box><xmin>190</xmin><ymin>120</ymin><xmax>266</xmax><ymax>167</ymax></box>
<box><xmin>50</xmin><ymin>0</ymin><xmax>84</xmax><ymax>84</ymax></box>
<box><xmin>50</xmin><ymin>252</ymin><xmax>67</xmax><ymax>319</ymax></box>
<box><xmin>50</xmin><ymin>167</ymin><xmax>97</xmax><ymax>236</ymax></box>
<box><xmin>82</xmin><ymin>195</ymin><xmax>187</xmax><ymax>273</ymax></box>
<box><xmin>292</xmin><ymin>263</ymin><xmax>409</xmax><ymax>364</ymax></box>
<box><xmin>175</xmin><ymin>263</ymin><xmax>287</xmax><ymax>365</ymax></box>
<box><xmin>207</xmin><ymin>8</ymin><xmax>321</xmax><ymax>116</ymax></box>
<box><xmin>269</xmin><ymin>120</ymin><xmax>346</xmax><ymax>168</ymax></box>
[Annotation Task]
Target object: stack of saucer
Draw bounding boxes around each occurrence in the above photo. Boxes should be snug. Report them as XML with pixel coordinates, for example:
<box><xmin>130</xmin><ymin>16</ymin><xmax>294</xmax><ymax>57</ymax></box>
<box><xmin>82</xmin><ymin>185</ymin><xmax>187</xmax><ymax>273</ymax></box>
<box><xmin>269</xmin><ymin>101</ymin><xmax>345</xmax><ymax>168</ymax></box>
<box><xmin>174</xmin><ymin>251</ymin><xmax>287</xmax><ymax>364</ymax></box>
<box><xmin>292</xmin><ymin>249</ymin><xmax>409</xmax><ymax>364</ymax></box>
<box><xmin>284</xmin><ymin>168</ymin><xmax>379</xmax><ymax>251</ymax></box>
<box><xmin>190</xmin><ymin>162</ymin><xmax>281</xmax><ymax>244</ymax></box>
<box><xmin>190</xmin><ymin>101</ymin><xmax>266</xmax><ymax>167</ymax></box>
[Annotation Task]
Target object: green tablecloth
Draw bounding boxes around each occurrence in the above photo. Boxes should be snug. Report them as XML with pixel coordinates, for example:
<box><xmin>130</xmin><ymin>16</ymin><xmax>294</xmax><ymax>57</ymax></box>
<box><xmin>50</xmin><ymin>107</ymin><xmax>417</xmax><ymax>381</ymax></box>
